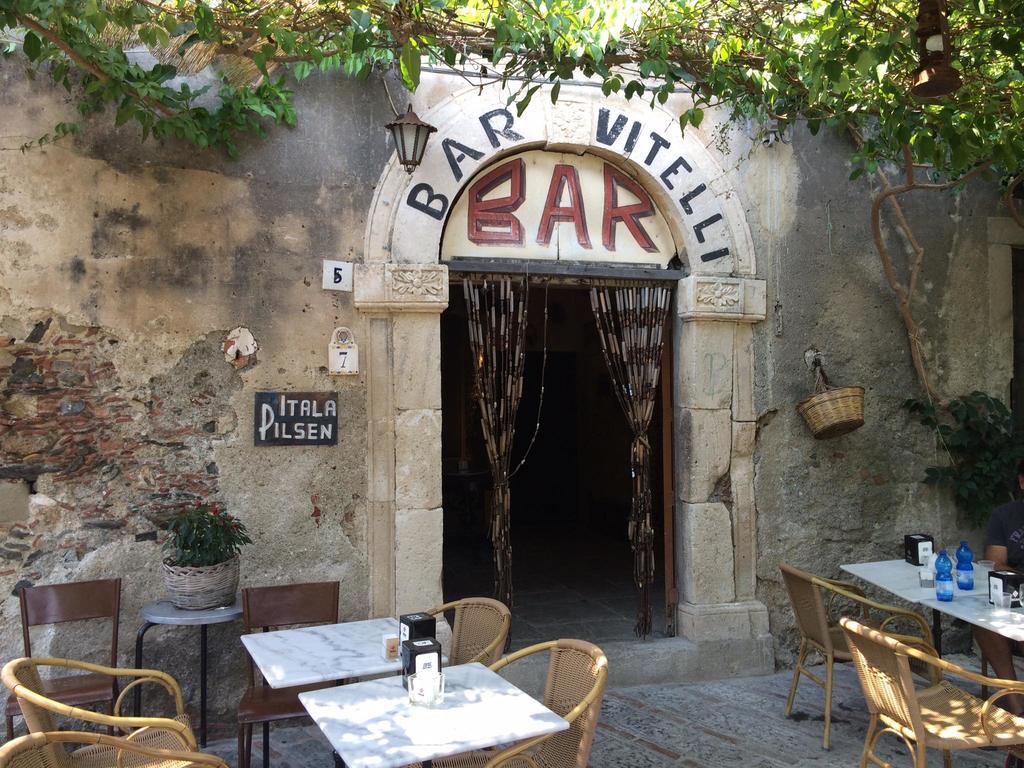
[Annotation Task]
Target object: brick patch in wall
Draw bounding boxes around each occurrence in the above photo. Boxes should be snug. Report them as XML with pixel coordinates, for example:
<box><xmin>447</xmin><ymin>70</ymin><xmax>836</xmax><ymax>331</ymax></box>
<box><xmin>0</xmin><ymin>314</ymin><xmax>242</xmax><ymax>586</ymax></box>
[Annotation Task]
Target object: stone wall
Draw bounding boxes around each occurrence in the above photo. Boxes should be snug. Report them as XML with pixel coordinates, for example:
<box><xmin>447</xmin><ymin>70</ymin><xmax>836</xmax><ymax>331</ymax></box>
<box><xmin>741</xmin><ymin>125</ymin><xmax>1018</xmax><ymax>662</ymax></box>
<box><xmin>0</xmin><ymin>62</ymin><xmax>392</xmax><ymax>718</ymax></box>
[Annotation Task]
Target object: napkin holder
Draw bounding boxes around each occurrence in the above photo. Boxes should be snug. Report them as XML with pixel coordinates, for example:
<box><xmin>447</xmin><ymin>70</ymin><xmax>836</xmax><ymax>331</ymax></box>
<box><xmin>400</xmin><ymin>612</ymin><xmax>436</xmax><ymax>642</ymax></box>
<box><xmin>402</xmin><ymin>638</ymin><xmax>442</xmax><ymax>689</ymax></box>
<box><xmin>904</xmin><ymin>534</ymin><xmax>934</xmax><ymax>566</ymax></box>
<box><xmin>989</xmin><ymin>570</ymin><xmax>1024</xmax><ymax>608</ymax></box>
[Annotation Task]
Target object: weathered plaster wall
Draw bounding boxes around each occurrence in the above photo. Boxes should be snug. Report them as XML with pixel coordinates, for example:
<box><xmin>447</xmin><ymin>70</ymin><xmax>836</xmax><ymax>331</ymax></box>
<box><xmin>0</xmin><ymin>63</ymin><xmax>394</xmax><ymax>717</ymax></box>
<box><xmin>0</xmin><ymin>51</ymin><xmax>1014</xmax><ymax>712</ymax></box>
<box><xmin>735</xmin><ymin>125</ymin><xmax>1009</xmax><ymax>662</ymax></box>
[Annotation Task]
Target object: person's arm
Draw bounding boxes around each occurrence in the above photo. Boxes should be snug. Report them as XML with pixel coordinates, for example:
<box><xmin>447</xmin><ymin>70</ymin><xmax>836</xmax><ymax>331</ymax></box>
<box><xmin>986</xmin><ymin>544</ymin><xmax>1011</xmax><ymax>571</ymax></box>
<box><xmin>985</xmin><ymin>505</ymin><xmax>1012</xmax><ymax>570</ymax></box>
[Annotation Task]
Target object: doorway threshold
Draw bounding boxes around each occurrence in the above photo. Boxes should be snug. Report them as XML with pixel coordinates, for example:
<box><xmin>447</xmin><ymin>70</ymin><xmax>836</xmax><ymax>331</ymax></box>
<box><xmin>497</xmin><ymin>634</ymin><xmax>775</xmax><ymax>692</ymax></box>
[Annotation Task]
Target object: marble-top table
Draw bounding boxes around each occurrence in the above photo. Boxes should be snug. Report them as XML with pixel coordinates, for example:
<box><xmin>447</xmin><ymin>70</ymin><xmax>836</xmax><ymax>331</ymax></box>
<box><xmin>299</xmin><ymin>662</ymin><xmax>569</xmax><ymax>768</ymax></box>
<box><xmin>841</xmin><ymin>559</ymin><xmax>1014</xmax><ymax>654</ymax></box>
<box><xmin>241</xmin><ymin>617</ymin><xmax>408</xmax><ymax>688</ymax></box>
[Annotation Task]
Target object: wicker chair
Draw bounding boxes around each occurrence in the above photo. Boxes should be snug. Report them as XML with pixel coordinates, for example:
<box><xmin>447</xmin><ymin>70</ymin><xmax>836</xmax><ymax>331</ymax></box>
<box><xmin>428</xmin><ymin>598</ymin><xmax>511</xmax><ymax>666</ymax></box>
<box><xmin>841</xmin><ymin>617</ymin><xmax>1024</xmax><ymax>768</ymax></box>
<box><xmin>780</xmin><ymin>563</ymin><xmax>932</xmax><ymax>749</ymax></box>
<box><xmin>0</xmin><ymin>731</ymin><xmax>226</xmax><ymax>768</ymax></box>
<box><xmin>430</xmin><ymin>639</ymin><xmax>607</xmax><ymax>768</ymax></box>
<box><xmin>1</xmin><ymin>657</ymin><xmax>197</xmax><ymax>754</ymax></box>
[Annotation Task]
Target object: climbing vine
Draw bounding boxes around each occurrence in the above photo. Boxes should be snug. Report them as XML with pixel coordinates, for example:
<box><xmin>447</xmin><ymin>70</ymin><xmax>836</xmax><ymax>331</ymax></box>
<box><xmin>906</xmin><ymin>393</ymin><xmax>1024</xmax><ymax>527</ymax></box>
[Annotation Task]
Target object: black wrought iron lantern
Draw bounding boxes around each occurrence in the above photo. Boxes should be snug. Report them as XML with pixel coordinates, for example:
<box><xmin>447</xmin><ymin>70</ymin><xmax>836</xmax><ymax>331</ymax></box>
<box><xmin>911</xmin><ymin>0</ymin><xmax>962</xmax><ymax>98</ymax></box>
<box><xmin>385</xmin><ymin>104</ymin><xmax>437</xmax><ymax>173</ymax></box>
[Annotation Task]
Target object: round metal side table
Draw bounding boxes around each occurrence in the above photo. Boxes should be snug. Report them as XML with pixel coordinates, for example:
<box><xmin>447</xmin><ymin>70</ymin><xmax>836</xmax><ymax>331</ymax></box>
<box><xmin>133</xmin><ymin>595</ymin><xmax>242</xmax><ymax>747</ymax></box>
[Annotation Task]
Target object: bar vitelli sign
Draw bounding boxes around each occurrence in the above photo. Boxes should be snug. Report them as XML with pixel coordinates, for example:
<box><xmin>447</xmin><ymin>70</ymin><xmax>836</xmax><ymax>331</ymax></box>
<box><xmin>254</xmin><ymin>392</ymin><xmax>338</xmax><ymax>446</ymax></box>
<box><xmin>441</xmin><ymin>151</ymin><xmax>674</xmax><ymax>268</ymax></box>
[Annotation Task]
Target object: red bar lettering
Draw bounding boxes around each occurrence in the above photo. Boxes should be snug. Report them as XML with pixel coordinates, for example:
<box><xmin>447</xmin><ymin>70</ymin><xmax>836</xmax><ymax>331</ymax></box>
<box><xmin>467</xmin><ymin>158</ymin><xmax>526</xmax><ymax>245</ymax></box>
<box><xmin>602</xmin><ymin>164</ymin><xmax>657</xmax><ymax>253</ymax></box>
<box><xmin>536</xmin><ymin>164</ymin><xmax>591</xmax><ymax>249</ymax></box>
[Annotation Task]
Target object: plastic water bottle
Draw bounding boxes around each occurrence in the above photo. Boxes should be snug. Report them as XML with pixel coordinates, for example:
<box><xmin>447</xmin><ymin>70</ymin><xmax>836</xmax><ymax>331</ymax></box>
<box><xmin>935</xmin><ymin>550</ymin><xmax>954</xmax><ymax>601</ymax></box>
<box><xmin>956</xmin><ymin>540</ymin><xmax>974</xmax><ymax>590</ymax></box>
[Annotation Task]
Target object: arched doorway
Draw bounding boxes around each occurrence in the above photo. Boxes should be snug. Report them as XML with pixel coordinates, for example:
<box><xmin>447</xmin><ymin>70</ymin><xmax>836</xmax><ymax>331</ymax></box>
<box><xmin>356</xmin><ymin>84</ymin><xmax>773</xmax><ymax>678</ymax></box>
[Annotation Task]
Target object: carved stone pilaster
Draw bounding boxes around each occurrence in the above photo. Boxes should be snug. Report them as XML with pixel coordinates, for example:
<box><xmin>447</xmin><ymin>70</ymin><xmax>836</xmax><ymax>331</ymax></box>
<box><xmin>355</xmin><ymin>264</ymin><xmax>449</xmax><ymax>314</ymax></box>
<box><xmin>678</xmin><ymin>275</ymin><xmax>766</xmax><ymax>323</ymax></box>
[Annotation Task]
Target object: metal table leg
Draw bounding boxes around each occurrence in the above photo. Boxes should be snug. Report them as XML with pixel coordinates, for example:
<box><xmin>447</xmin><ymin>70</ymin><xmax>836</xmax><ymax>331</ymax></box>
<box><xmin>135</xmin><ymin>620</ymin><xmax>211</xmax><ymax>747</ymax></box>
<box><xmin>200</xmin><ymin>625</ymin><xmax>208</xmax><ymax>748</ymax></box>
<box><xmin>133</xmin><ymin>622</ymin><xmax>156</xmax><ymax>717</ymax></box>
<box><xmin>932</xmin><ymin>608</ymin><xmax>943</xmax><ymax>656</ymax></box>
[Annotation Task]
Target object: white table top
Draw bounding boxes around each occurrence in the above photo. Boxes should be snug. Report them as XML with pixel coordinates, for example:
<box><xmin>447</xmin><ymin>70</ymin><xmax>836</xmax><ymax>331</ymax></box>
<box><xmin>241</xmin><ymin>617</ymin><xmax>404</xmax><ymax>688</ymax></box>
<box><xmin>299</xmin><ymin>662</ymin><xmax>569</xmax><ymax>768</ymax></box>
<box><xmin>841</xmin><ymin>559</ymin><xmax>1024</xmax><ymax>642</ymax></box>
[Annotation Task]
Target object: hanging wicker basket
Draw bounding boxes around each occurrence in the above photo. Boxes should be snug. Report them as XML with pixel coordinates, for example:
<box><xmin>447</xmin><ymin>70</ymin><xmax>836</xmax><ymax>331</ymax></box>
<box><xmin>162</xmin><ymin>556</ymin><xmax>239</xmax><ymax>610</ymax></box>
<box><xmin>796</xmin><ymin>361</ymin><xmax>865</xmax><ymax>440</ymax></box>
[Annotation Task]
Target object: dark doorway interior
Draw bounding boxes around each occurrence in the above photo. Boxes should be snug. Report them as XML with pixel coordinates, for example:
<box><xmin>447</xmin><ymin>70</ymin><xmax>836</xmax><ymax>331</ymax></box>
<box><xmin>441</xmin><ymin>281</ymin><xmax>667</xmax><ymax>648</ymax></box>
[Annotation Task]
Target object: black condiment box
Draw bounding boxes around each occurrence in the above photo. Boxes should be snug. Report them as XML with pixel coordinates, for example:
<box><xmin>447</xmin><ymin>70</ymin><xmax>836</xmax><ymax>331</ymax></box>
<box><xmin>904</xmin><ymin>534</ymin><xmax>934</xmax><ymax>566</ymax></box>
<box><xmin>989</xmin><ymin>570</ymin><xmax>1024</xmax><ymax>608</ymax></box>
<box><xmin>399</xmin><ymin>613</ymin><xmax>436</xmax><ymax>643</ymax></box>
<box><xmin>401</xmin><ymin>638</ymin><xmax>442</xmax><ymax>688</ymax></box>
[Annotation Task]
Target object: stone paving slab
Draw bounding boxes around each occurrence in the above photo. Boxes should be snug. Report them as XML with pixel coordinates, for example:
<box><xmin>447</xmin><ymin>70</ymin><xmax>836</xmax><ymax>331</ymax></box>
<box><xmin>205</xmin><ymin>661</ymin><xmax>1005</xmax><ymax>767</ymax></box>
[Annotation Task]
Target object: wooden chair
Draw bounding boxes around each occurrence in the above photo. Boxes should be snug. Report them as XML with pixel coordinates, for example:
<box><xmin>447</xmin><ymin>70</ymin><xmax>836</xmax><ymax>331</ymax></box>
<box><xmin>237</xmin><ymin>582</ymin><xmax>340</xmax><ymax>768</ymax></box>
<box><xmin>430</xmin><ymin>639</ymin><xmax>607</xmax><ymax>768</ymax></box>
<box><xmin>5</xmin><ymin>578</ymin><xmax>121</xmax><ymax>743</ymax></box>
<box><xmin>841</xmin><ymin>616</ymin><xmax>1024</xmax><ymax>768</ymax></box>
<box><xmin>0</xmin><ymin>730</ymin><xmax>226</xmax><ymax>768</ymax></box>
<box><xmin>780</xmin><ymin>563</ymin><xmax>932</xmax><ymax>749</ymax></box>
<box><xmin>2</xmin><ymin>656</ymin><xmax>198</xmax><ymax>754</ymax></box>
<box><xmin>428</xmin><ymin>598</ymin><xmax>511</xmax><ymax>666</ymax></box>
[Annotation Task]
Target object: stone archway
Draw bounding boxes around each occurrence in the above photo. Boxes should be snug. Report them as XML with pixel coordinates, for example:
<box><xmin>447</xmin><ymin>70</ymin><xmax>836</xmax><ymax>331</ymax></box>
<box><xmin>356</xmin><ymin>83</ymin><xmax>770</xmax><ymax>657</ymax></box>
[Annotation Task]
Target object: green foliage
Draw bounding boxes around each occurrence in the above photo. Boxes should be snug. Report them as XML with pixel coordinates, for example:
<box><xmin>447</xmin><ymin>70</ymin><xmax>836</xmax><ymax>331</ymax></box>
<box><xmin>164</xmin><ymin>502</ymin><xmax>252</xmax><ymax>567</ymax></box>
<box><xmin>1</xmin><ymin>0</ymin><xmax>1023</xmax><ymax>178</ymax></box>
<box><xmin>905</xmin><ymin>392</ymin><xmax>1024</xmax><ymax>527</ymax></box>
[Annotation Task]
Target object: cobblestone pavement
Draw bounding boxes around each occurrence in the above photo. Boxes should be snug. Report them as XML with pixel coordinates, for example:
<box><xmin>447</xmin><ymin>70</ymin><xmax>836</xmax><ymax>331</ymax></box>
<box><xmin>204</xmin><ymin>660</ymin><xmax>1003</xmax><ymax>767</ymax></box>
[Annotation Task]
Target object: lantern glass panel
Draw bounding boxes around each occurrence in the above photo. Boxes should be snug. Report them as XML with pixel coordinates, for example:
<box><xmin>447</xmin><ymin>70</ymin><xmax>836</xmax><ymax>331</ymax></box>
<box><xmin>412</xmin><ymin>125</ymin><xmax>430</xmax><ymax>165</ymax></box>
<box><xmin>401</xmin><ymin>124</ymin><xmax>421</xmax><ymax>166</ymax></box>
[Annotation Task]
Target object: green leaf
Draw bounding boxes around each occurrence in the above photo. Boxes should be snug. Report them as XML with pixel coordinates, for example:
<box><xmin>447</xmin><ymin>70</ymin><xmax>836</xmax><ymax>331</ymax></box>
<box><xmin>516</xmin><ymin>84</ymin><xmax>540</xmax><ymax>116</ymax></box>
<box><xmin>22</xmin><ymin>31</ymin><xmax>41</xmax><ymax>62</ymax></box>
<box><xmin>399</xmin><ymin>40</ymin><xmax>421</xmax><ymax>91</ymax></box>
<box><xmin>854</xmin><ymin>49</ymin><xmax>876</xmax><ymax>77</ymax></box>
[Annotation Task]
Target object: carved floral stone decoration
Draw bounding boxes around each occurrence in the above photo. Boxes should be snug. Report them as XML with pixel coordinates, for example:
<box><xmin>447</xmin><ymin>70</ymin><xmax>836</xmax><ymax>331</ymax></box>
<box><xmin>695</xmin><ymin>280</ymin><xmax>741</xmax><ymax>310</ymax></box>
<box><xmin>387</xmin><ymin>266</ymin><xmax>445</xmax><ymax>298</ymax></box>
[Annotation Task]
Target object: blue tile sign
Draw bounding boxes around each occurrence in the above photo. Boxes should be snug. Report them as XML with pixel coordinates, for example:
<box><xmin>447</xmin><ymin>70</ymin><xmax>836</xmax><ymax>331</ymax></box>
<box><xmin>254</xmin><ymin>392</ymin><xmax>338</xmax><ymax>446</ymax></box>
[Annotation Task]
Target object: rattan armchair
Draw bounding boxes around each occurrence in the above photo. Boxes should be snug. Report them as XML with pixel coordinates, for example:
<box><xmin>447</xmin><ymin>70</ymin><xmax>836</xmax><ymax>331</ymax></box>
<box><xmin>841</xmin><ymin>617</ymin><xmax>1024</xmax><ymax>768</ymax></box>
<box><xmin>2</xmin><ymin>658</ymin><xmax>196</xmax><ymax>753</ymax></box>
<box><xmin>0</xmin><ymin>731</ymin><xmax>226</xmax><ymax>768</ymax></box>
<box><xmin>428</xmin><ymin>598</ymin><xmax>511</xmax><ymax>666</ymax></box>
<box><xmin>780</xmin><ymin>563</ymin><xmax>933</xmax><ymax>749</ymax></box>
<box><xmin>430</xmin><ymin>639</ymin><xmax>607</xmax><ymax>768</ymax></box>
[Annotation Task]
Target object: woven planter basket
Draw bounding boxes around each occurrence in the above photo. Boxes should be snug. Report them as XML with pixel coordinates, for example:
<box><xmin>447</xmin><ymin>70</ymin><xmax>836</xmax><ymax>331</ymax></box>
<box><xmin>796</xmin><ymin>363</ymin><xmax>865</xmax><ymax>440</ymax></box>
<box><xmin>162</xmin><ymin>555</ymin><xmax>239</xmax><ymax>610</ymax></box>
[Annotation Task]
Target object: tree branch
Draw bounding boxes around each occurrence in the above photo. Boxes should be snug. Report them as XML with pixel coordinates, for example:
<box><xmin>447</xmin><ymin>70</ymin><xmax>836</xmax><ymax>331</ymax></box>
<box><xmin>851</xmin><ymin>125</ymin><xmax>992</xmax><ymax>403</ymax></box>
<box><xmin>15</xmin><ymin>14</ymin><xmax>174</xmax><ymax>117</ymax></box>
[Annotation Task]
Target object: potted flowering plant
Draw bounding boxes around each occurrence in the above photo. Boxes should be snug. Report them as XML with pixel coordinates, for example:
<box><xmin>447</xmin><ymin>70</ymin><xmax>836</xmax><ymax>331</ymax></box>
<box><xmin>162</xmin><ymin>502</ymin><xmax>252</xmax><ymax>610</ymax></box>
